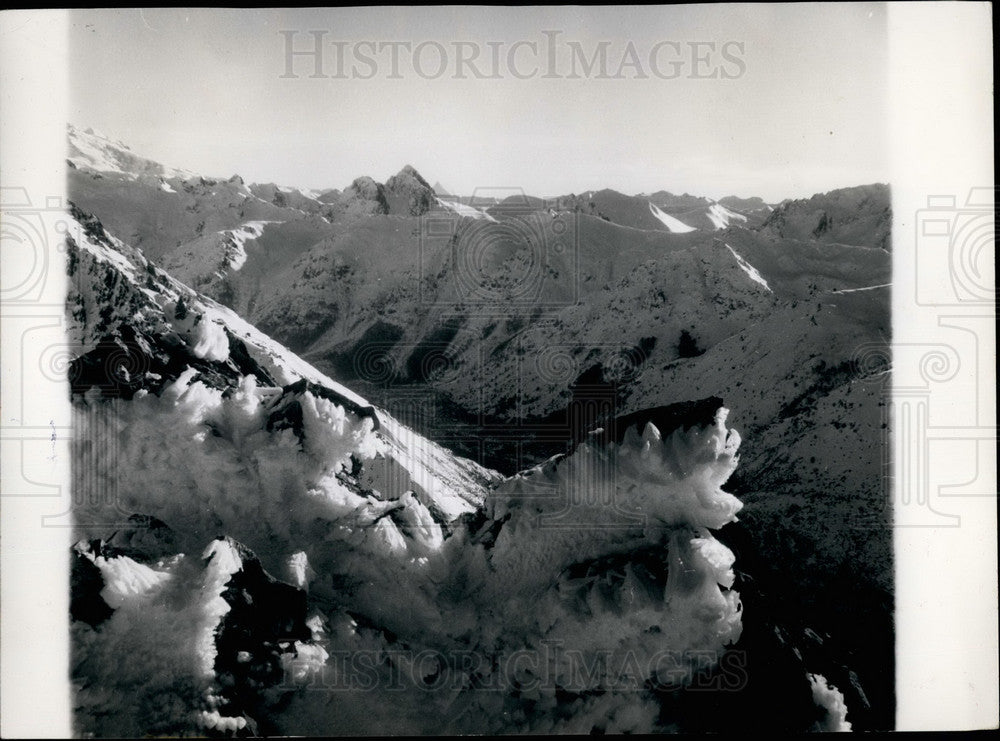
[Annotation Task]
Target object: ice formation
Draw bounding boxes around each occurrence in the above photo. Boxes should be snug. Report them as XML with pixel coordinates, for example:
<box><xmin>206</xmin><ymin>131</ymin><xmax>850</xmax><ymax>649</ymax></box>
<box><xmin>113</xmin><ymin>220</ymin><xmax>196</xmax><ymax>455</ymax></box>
<box><xmin>809</xmin><ymin>673</ymin><xmax>853</xmax><ymax>732</ymax></box>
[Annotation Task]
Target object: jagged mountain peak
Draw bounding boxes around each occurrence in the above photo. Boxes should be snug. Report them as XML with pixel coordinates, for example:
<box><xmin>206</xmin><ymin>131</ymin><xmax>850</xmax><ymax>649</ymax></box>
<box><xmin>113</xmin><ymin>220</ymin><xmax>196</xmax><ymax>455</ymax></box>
<box><xmin>432</xmin><ymin>180</ymin><xmax>454</xmax><ymax>197</ymax></box>
<box><xmin>68</xmin><ymin>123</ymin><xmax>133</xmax><ymax>153</ymax></box>
<box><xmin>389</xmin><ymin>163</ymin><xmax>431</xmax><ymax>187</ymax></box>
<box><xmin>383</xmin><ymin>164</ymin><xmax>435</xmax><ymax>216</ymax></box>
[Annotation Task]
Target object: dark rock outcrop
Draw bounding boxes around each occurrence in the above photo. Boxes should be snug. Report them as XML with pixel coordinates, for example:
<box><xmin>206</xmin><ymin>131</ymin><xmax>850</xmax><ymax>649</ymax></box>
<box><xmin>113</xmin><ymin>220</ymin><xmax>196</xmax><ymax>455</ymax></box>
<box><xmin>385</xmin><ymin>164</ymin><xmax>435</xmax><ymax>216</ymax></box>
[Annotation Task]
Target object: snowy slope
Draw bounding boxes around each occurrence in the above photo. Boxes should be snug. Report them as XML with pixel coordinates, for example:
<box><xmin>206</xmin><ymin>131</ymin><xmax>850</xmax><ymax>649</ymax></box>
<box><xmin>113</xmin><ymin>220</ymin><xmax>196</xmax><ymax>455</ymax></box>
<box><xmin>435</xmin><ymin>196</ymin><xmax>498</xmax><ymax>221</ymax></box>
<box><xmin>649</xmin><ymin>201</ymin><xmax>697</xmax><ymax>233</ymax></box>
<box><xmin>68</xmin><ymin>124</ymin><xmax>195</xmax><ymax>180</ymax></box>
<box><xmin>66</xmin><ymin>205</ymin><xmax>498</xmax><ymax>524</ymax></box>
<box><xmin>707</xmin><ymin>202</ymin><xmax>750</xmax><ymax>230</ymax></box>
<box><xmin>220</xmin><ymin>220</ymin><xmax>279</xmax><ymax>271</ymax></box>
<box><xmin>725</xmin><ymin>242</ymin><xmax>772</xmax><ymax>292</ymax></box>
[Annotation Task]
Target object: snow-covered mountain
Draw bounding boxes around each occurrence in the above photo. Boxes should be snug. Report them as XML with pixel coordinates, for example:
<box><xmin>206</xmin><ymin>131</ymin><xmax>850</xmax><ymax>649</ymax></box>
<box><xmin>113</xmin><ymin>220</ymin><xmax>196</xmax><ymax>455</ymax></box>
<box><xmin>66</xmin><ymin>126</ymin><xmax>892</xmax><ymax>732</ymax></box>
<box><xmin>68</xmin><ymin>124</ymin><xmax>196</xmax><ymax>181</ymax></box>
<box><xmin>65</xmin><ymin>203</ymin><xmax>858</xmax><ymax>735</ymax></box>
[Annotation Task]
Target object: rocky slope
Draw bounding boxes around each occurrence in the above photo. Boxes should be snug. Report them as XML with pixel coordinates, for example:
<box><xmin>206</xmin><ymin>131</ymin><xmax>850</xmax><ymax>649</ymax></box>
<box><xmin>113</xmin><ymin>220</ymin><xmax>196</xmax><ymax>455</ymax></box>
<box><xmin>759</xmin><ymin>183</ymin><xmax>891</xmax><ymax>250</ymax></box>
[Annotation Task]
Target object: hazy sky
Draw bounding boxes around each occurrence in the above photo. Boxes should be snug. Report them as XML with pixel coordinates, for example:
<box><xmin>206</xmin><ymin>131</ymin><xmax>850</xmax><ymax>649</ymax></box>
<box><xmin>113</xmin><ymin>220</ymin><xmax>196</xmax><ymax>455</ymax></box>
<box><xmin>69</xmin><ymin>5</ymin><xmax>888</xmax><ymax>202</ymax></box>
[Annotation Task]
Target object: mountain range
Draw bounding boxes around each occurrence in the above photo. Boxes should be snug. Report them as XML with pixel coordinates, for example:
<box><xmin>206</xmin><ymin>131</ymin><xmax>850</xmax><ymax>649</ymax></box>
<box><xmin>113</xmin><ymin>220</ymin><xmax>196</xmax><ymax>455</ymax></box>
<box><xmin>65</xmin><ymin>123</ymin><xmax>892</xmax><ymax>733</ymax></box>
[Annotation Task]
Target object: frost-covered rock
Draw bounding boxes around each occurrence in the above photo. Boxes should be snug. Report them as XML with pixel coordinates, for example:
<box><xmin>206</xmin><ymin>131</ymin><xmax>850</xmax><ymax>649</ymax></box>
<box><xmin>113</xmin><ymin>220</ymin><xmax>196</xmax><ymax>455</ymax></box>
<box><xmin>164</xmin><ymin>299</ymin><xmax>230</xmax><ymax>361</ymax></box>
<box><xmin>71</xmin><ymin>535</ymin><xmax>320</xmax><ymax>737</ymax></box>
<box><xmin>809</xmin><ymin>673</ymin><xmax>853</xmax><ymax>731</ymax></box>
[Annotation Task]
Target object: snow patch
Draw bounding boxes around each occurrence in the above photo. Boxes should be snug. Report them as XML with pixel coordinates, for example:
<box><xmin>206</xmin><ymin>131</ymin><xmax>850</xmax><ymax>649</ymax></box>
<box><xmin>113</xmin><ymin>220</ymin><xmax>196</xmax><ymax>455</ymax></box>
<box><xmin>436</xmin><ymin>197</ymin><xmax>497</xmax><ymax>222</ymax></box>
<box><xmin>830</xmin><ymin>283</ymin><xmax>891</xmax><ymax>294</ymax></box>
<box><xmin>219</xmin><ymin>220</ymin><xmax>278</xmax><ymax>271</ymax></box>
<box><xmin>725</xmin><ymin>243</ymin><xmax>772</xmax><ymax>292</ymax></box>
<box><xmin>200</xmin><ymin>299</ymin><xmax>377</xmax><ymax>410</ymax></box>
<box><xmin>72</xmin><ymin>217</ymin><xmax>139</xmax><ymax>280</ymax></box>
<box><xmin>706</xmin><ymin>203</ymin><xmax>749</xmax><ymax>230</ymax></box>
<box><xmin>648</xmin><ymin>202</ymin><xmax>697</xmax><ymax>233</ymax></box>
<box><xmin>275</xmin><ymin>185</ymin><xmax>323</xmax><ymax>203</ymax></box>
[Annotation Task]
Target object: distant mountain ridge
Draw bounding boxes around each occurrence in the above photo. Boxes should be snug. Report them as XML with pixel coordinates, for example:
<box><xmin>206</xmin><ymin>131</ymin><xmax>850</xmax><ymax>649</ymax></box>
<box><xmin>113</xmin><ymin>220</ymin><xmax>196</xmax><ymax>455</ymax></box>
<box><xmin>69</xmin><ymin>123</ymin><xmax>887</xmax><ymax>246</ymax></box>
<box><xmin>761</xmin><ymin>183</ymin><xmax>891</xmax><ymax>250</ymax></box>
